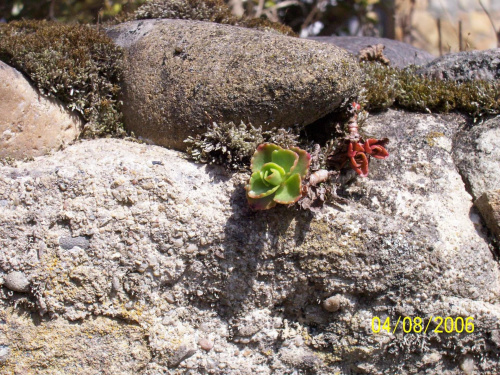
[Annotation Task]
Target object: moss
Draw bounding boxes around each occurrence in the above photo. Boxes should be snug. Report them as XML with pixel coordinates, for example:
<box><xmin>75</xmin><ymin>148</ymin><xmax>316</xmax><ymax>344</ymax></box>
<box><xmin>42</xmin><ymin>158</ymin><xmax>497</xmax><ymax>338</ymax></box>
<box><xmin>360</xmin><ymin>62</ymin><xmax>500</xmax><ymax>119</ymax></box>
<box><xmin>132</xmin><ymin>0</ymin><xmax>237</xmax><ymax>24</ymax></box>
<box><xmin>0</xmin><ymin>20</ymin><xmax>124</xmax><ymax>137</ymax></box>
<box><xmin>184</xmin><ymin>121</ymin><xmax>300</xmax><ymax>170</ymax></box>
<box><xmin>130</xmin><ymin>0</ymin><xmax>296</xmax><ymax>36</ymax></box>
<box><xmin>240</xmin><ymin>17</ymin><xmax>297</xmax><ymax>37</ymax></box>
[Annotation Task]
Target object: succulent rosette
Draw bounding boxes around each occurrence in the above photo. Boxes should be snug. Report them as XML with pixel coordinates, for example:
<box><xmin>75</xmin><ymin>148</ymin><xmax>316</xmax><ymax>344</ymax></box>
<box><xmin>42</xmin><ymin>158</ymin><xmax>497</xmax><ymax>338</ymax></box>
<box><xmin>246</xmin><ymin>144</ymin><xmax>311</xmax><ymax>210</ymax></box>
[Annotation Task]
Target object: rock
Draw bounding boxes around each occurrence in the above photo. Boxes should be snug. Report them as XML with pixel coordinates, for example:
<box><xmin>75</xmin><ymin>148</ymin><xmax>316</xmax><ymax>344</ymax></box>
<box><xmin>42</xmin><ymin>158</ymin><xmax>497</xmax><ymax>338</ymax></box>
<box><xmin>323</xmin><ymin>295</ymin><xmax>341</xmax><ymax>312</ymax></box>
<box><xmin>0</xmin><ymin>61</ymin><xmax>82</xmax><ymax>160</ymax></box>
<box><xmin>0</xmin><ymin>345</ymin><xmax>10</xmax><ymax>363</ymax></box>
<box><xmin>4</xmin><ymin>271</ymin><xmax>30</xmax><ymax>293</ymax></box>
<box><xmin>1</xmin><ymin>108</ymin><xmax>500</xmax><ymax>373</ymax></box>
<box><xmin>308</xmin><ymin>36</ymin><xmax>435</xmax><ymax>68</ymax></box>
<box><xmin>453</xmin><ymin>115</ymin><xmax>500</xmax><ymax>200</ymax></box>
<box><xmin>198</xmin><ymin>338</ymin><xmax>214</xmax><ymax>351</ymax></box>
<box><xmin>417</xmin><ymin>49</ymin><xmax>500</xmax><ymax>82</ymax></box>
<box><xmin>106</xmin><ymin>19</ymin><xmax>360</xmax><ymax>151</ymax></box>
<box><xmin>474</xmin><ymin>190</ymin><xmax>500</xmax><ymax>241</ymax></box>
<box><xmin>169</xmin><ymin>344</ymin><xmax>197</xmax><ymax>367</ymax></box>
<box><xmin>59</xmin><ymin>236</ymin><xmax>90</xmax><ymax>250</ymax></box>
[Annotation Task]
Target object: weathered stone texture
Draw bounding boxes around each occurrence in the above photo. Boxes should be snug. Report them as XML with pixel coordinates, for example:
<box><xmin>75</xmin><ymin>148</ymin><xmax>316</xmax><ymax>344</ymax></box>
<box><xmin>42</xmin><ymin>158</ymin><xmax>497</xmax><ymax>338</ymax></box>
<box><xmin>0</xmin><ymin>108</ymin><xmax>499</xmax><ymax>373</ymax></box>
<box><xmin>0</xmin><ymin>309</ymin><xmax>150</xmax><ymax>374</ymax></box>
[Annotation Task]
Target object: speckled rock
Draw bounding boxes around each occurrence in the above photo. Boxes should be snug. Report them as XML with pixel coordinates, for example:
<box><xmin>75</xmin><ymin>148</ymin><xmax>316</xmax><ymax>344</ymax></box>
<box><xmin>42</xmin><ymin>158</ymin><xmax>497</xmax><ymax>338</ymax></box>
<box><xmin>417</xmin><ymin>49</ymin><xmax>500</xmax><ymax>82</ymax></box>
<box><xmin>475</xmin><ymin>190</ymin><xmax>500</xmax><ymax>241</ymax></box>
<box><xmin>453</xmin><ymin>115</ymin><xmax>500</xmax><ymax>200</ymax></box>
<box><xmin>308</xmin><ymin>36</ymin><xmax>435</xmax><ymax>68</ymax></box>
<box><xmin>0</xmin><ymin>109</ymin><xmax>499</xmax><ymax>373</ymax></box>
<box><xmin>106</xmin><ymin>19</ymin><xmax>360</xmax><ymax>151</ymax></box>
<box><xmin>0</xmin><ymin>61</ymin><xmax>82</xmax><ymax>160</ymax></box>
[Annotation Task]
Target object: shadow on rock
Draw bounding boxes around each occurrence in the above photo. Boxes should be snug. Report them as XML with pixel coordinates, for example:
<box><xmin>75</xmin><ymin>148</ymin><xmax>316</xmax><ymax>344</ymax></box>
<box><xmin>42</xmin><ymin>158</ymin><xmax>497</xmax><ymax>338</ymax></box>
<box><xmin>218</xmin><ymin>183</ymin><xmax>313</xmax><ymax>319</ymax></box>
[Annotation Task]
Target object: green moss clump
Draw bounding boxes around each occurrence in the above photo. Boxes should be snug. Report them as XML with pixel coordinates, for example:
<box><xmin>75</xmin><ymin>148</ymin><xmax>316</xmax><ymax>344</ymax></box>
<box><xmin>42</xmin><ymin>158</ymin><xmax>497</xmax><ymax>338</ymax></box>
<box><xmin>130</xmin><ymin>0</ymin><xmax>296</xmax><ymax>36</ymax></box>
<box><xmin>0</xmin><ymin>20</ymin><xmax>124</xmax><ymax>137</ymax></box>
<box><xmin>184</xmin><ymin>122</ymin><xmax>299</xmax><ymax>170</ymax></box>
<box><xmin>361</xmin><ymin>62</ymin><xmax>500</xmax><ymax>119</ymax></box>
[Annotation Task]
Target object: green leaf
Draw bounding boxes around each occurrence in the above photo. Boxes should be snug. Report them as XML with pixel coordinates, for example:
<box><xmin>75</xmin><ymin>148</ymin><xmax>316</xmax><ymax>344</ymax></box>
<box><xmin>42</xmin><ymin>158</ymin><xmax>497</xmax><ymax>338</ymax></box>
<box><xmin>260</xmin><ymin>162</ymin><xmax>285</xmax><ymax>186</ymax></box>
<box><xmin>247</xmin><ymin>172</ymin><xmax>280</xmax><ymax>199</ymax></box>
<box><xmin>289</xmin><ymin>147</ymin><xmax>311</xmax><ymax>177</ymax></box>
<box><xmin>273</xmin><ymin>173</ymin><xmax>302</xmax><ymax>204</ymax></box>
<box><xmin>251</xmin><ymin>144</ymin><xmax>281</xmax><ymax>173</ymax></box>
<box><xmin>271</xmin><ymin>149</ymin><xmax>298</xmax><ymax>175</ymax></box>
<box><xmin>247</xmin><ymin>193</ymin><xmax>277</xmax><ymax>210</ymax></box>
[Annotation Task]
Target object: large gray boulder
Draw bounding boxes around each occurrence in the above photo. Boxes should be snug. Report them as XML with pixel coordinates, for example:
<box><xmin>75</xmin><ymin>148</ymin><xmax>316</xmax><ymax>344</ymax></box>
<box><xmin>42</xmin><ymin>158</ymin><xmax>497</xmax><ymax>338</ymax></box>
<box><xmin>0</xmin><ymin>61</ymin><xmax>82</xmax><ymax>160</ymax></box>
<box><xmin>308</xmin><ymin>36</ymin><xmax>435</xmax><ymax>68</ymax></box>
<box><xmin>1</xmin><ymin>108</ymin><xmax>499</xmax><ymax>373</ymax></box>
<box><xmin>418</xmin><ymin>49</ymin><xmax>500</xmax><ymax>82</ymax></box>
<box><xmin>106</xmin><ymin>19</ymin><xmax>361</xmax><ymax>151</ymax></box>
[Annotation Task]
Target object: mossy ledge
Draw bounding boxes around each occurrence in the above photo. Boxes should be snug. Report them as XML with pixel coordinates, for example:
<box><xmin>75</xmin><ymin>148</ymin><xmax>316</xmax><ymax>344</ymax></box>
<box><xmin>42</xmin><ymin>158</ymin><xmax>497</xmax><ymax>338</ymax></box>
<box><xmin>361</xmin><ymin>61</ymin><xmax>500</xmax><ymax>119</ymax></box>
<box><xmin>0</xmin><ymin>20</ymin><xmax>124</xmax><ymax>137</ymax></box>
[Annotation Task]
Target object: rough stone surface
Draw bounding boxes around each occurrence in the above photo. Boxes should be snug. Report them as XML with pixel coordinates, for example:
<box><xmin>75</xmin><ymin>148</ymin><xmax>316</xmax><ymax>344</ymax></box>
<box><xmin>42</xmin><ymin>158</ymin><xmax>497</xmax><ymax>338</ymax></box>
<box><xmin>417</xmin><ymin>49</ymin><xmax>500</xmax><ymax>82</ymax></box>
<box><xmin>106</xmin><ymin>19</ymin><xmax>361</xmax><ymax>151</ymax></box>
<box><xmin>0</xmin><ymin>308</ymin><xmax>150</xmax><ymax>374</ymax></box>
<box><xmin>0</xmin><ymin>109</ymin><xmax>499</xmax><ymax>373</ymax></box>
<box><xmin>475</xmin><ymin>190</ymin><xmax>500</xmax><ymax>241</ymax></box>
<box><xmin>0</xmin><ymin>61</ymin><xmax>82</xmax><ymax>160</ymax></box>
<box><xmin>453</xmin><ymin>115</ymin><xmax>500</xmax><ymax>200</ymax></box>
<box><xmin>308</xmin><ymin>36</ymin><xmax>435</xmax><ymax>68</ymax></box>
<box><xmin>4</xmin><ymin>271</ymin><xmax>30</xmax><ymax>293</ymax></box>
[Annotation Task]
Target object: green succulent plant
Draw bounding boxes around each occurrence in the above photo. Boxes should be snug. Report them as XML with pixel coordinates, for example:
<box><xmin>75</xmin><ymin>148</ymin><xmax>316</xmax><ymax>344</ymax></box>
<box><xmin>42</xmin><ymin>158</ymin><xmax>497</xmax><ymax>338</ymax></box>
<box><xmin>246</xmin><ymin>144</ymin><xmax>311</xmax><ymax>210</ymax></box>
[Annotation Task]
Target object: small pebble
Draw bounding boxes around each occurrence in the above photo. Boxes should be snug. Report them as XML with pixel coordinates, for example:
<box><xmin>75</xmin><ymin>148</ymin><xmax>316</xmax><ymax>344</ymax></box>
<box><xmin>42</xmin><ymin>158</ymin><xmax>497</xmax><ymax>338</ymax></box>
<box><xmin>323</xmin><ymin>295</ymin><xmax>341</xmax><ymax>312</ymax></box>
<box><xmin>186</xmin><ymin>244</ymin><xmax>198</xmax><ymax>253</ymax></box>
<box><xmin>199</xmin><ymin>338</ymin><xmax>214</xmax><ymax>351</ymax></box>
<box><xmin>0</xmin><ymin>345</ymin><xmax>10</xmax><ymax>363</ymax></box>
<box><xmin>173</xmin><ymin>238</ymin><xmax>184</xmax><ymax>248</ymax></box>
<box><xmin>4</xmin><ymin>271</ymin><xmax>30</xmax><ymax>293</ymax></box>
<box><xmin>165</xmin><ymin>293</ymin><xmax>175</xmax><ymax>304</ymax></box>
